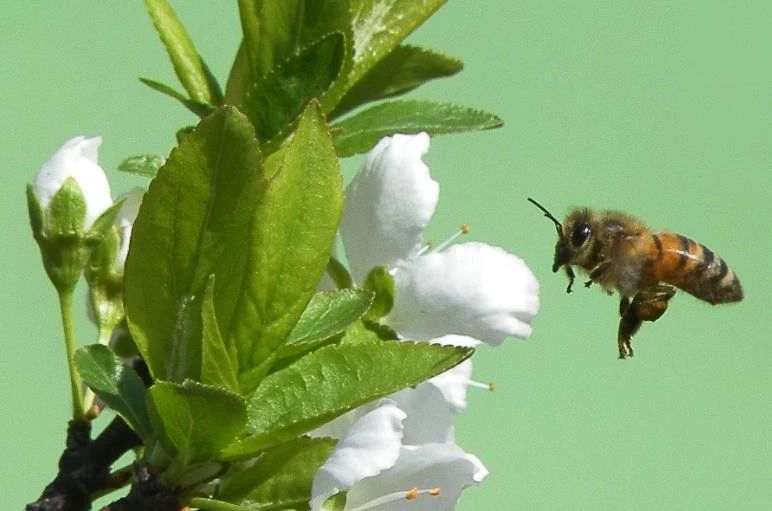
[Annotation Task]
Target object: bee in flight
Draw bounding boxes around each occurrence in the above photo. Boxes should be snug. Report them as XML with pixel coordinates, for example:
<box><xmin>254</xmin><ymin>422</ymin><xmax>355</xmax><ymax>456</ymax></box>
<box><xmin>527</xmin><ymin>198</ymin><xmax>743</xmax><ymax>359</ymax></box>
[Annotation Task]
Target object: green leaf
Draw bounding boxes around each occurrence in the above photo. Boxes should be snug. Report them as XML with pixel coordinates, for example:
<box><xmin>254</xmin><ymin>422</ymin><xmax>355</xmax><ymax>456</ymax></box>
<box><xmin>125</xmin><ymin>107</ymin><xmax>263</xmax><ymax>382</ymax></box>
<box><xmin>218</xmin><ymin>437</ymin><xmax>336</xmax><ymax>508</ymax></box>
<box><xmin>227</xmin><ymin>0</ymin><xmax>353</xmax><ymax>106</ymax></box>
<box><xmin>144</xmin><ymin>0</ymin><xmax>220</xmax><ymax>104</ymax></box>
<box><xmin>332</xmin><ymin>100</ymin><xmax>504</xmax><ymax>157</ymax></box>
<box><xmin>332</xmin><ymin>45</ymin><xmax>463</xmax><ymax>117</ymax></box>
<box><xmin>229</xmin><ymin>101</ymin><xmax>343</xmax><ymax>393</ymax></box>
<box><xmin>201</xmin><ymin>276</ymin><xmax>239</xmax><ymax>393</ymax></box>
<box><xmin>147</xmin><ymin>380</ymin><xmax>246</xmax><ymax>464</ymax></box>
<box><xmin>139</xmin><ymin>78</ymin><xmax>214</xmax><ymax>117</ymax></box>
<box><xmin>332</xmin><ymin>0</ymin><xmax>446</xmax><ymax>104</ymax></box>
<box><xmin>278</xmin><ymin>289</ymin><xmax>373</xmax><ymax>359</ymax></box>
<box><xmin>117</xmin><ymin>154</ymin><xmax>166</xmax><ymax>178</ymax></box>
<box><xmin>243</xmin><ymin>32</ymin><xmax>345</xmax><ymax>147</ymax></box>
<box><xmin>74</xmin><ymin>344</ymin><xmax>152</xmax><ymax>441</ymax></box>
<box><xmin>362</xmin><ymin>266</ymin><xmax>394</xmax><ymax>319</ymax></box>
<box><xmin>223</xmin><ymin>340</ymin><xmax>473</xmax><ymax>458</ymax></box>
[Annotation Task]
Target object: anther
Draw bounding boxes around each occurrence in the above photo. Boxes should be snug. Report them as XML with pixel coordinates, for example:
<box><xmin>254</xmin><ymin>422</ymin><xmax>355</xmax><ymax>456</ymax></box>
<box><xmin>417</xmin><ymin>240</ymin><xmax>434</xmax><ymax>256</ymax></box>
<box><xmin>467</xmin><ymin>379</ymin><xmax>496</xmax><ymax>392</ymax></box>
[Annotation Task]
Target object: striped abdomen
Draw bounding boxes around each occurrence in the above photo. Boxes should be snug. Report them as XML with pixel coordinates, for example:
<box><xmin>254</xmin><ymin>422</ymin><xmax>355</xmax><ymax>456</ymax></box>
<box><xmin>644</xmin><ymin>232</ymin><xmax>743</xmax><ymax>304</ymax></box>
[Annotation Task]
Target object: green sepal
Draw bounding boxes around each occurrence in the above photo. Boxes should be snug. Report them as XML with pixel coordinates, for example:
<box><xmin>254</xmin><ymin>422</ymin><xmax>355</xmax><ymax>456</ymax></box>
<box><xmin>217</xmin><ymin>436</ymin><xmax>336</xmax><ymax>508</ymax></box>
<box><xmin>117</xmin><ymin>155</ymin><xmax>166</xmax><ymax>179</ymax></box>
<box><xmin>326</xmin><ymin>256</ymin><xmax>352</xmax><ymax>289</ymax></box>
<box><xmin>362</xmin><ymin>266</ymin><xmax>394</xmax><ymax>319</ymax></box>
<box><xmin>45</xmin><ymin>177</ymin><xmax>87</xmax><ymax>237</ymax></box>
<box><xmin>321</xmin><ymin>492</ymin><xmax>347</xmax><ymax>511</ymax></box>
<box><xmin>84</xmin><ymin>226</ymin><xmax>125</xmax><ymax>342</ymax></box>
<box><xmin>223</xmin><ymin>340</ymin><xmax>473</xmax><ymax>458</ymax></box>
<box><xmin>26</xmin><ymin>183</ymin><xmax>44</xmax><ymax>238</ymax></box>
<box><xmin>85</xmin><ymin>199</ymin><xmax>124</xmax><ymax>244</ymax></box>
<box><xmin>139</xmin><ymin>77</ymin><xmax>215</xmax><ymax>118</ymax></box>
<box><xmin>29</xmin><ymin>180</ymin><xmax>121</xmax><ymax>294</ymax></box>
<box><xmin>74</xmin><ymin>344</ymin><xmax>153</xmax><ymax>442</ymax></box>
<box><xmin>332</xmin><ymin>100</ymin><xmax>504</xmax><ymax>157</ymax></box>
<box><xmin>147</xmin><ymin>380</ymin><xmax>247</xmax><ymax>465</ymax></box>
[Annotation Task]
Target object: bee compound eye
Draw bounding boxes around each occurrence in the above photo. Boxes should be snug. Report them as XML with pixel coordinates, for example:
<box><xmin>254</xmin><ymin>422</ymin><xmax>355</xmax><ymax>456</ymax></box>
<box><xmin>570</xmin><ymin>222</ymin><xmax>591</xmax><ymax>246</ymax></box>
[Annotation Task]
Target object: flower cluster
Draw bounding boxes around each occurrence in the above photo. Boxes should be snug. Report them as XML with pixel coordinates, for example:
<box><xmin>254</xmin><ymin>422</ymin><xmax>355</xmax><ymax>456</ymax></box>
<box><xmin>29</xmin><ymin>136</ymin><xmax>145</xmax><ymax>418</ymax></box>
<box><xmin>310</xmin><ymin>133</ymin><xmax>540</xmax><ymax>510</ymax></box>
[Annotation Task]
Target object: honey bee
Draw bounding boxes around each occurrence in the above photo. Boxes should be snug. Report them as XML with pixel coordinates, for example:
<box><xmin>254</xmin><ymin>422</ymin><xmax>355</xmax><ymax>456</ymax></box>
<box><xmin>527</xmin><ymin>198</ymin><xmax>743</xmax><ymax>358</ymax></box>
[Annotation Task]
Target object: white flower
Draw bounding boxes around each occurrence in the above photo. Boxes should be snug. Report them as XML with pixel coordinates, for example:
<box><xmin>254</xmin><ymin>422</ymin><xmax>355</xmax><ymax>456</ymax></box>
<box><xmin>387</xmin><ymin>242</ymin><xmax>539</xmax><ymax>344</ymax></box>
<box><xmin>311</xmin><ymin>400</ymin><xmax>487</xmax><ymax>511</ymax></box>
<box><xmin>340</xmin><ymin>132</ymin><xmax>539</xmax><ymax>346</ymax></box>
<box><xmin>114</xmin><ymin>187</ymin><xmax>144</xmax><ymax>270</ymax></box>
<box><xmin>314</xmin><ymin>133</ymin><xmax>538</xmax><ymax>509</ymax></box>
<box><xmin>33</xmin><ymin>135</ymin><xmax>113</xmax><ymax>231</ymax></box>
<box><xmin>340</xmin><ymin>132</ymin><xmax>438</xmax><ymax>284</ymax></box>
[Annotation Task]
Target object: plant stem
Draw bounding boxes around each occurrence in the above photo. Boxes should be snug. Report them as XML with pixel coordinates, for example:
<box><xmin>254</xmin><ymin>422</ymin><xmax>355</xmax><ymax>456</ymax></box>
<box><xmin>59</xmin><ymin>289</ymin><xmax>86</xmax><ymax>420</ymax></box>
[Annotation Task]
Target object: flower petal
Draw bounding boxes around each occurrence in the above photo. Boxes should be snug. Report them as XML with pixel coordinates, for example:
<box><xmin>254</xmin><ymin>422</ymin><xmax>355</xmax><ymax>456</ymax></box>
<box><xmin>340</xmin><ymin>132</ymin><xmax>438</xmax><ymax>283</ymax></box>
<box><xmin>114</xmin><ymin>187</ymin><xmax>145</xmax><ymax>269</ymax></box>
<box><xmin>386</xmin><ymin>242</ymin><xmax>540</xmax><ymax>345</ymax></box>
<box><xmin>426</xmin><ymin>358</ymin><xmax>473</xmax><ymax>414</ymax></box>
<box><xmin>34</xmin><ymin>135</ymin><xmax>112</xmax><ymax>230</ymax></box>
<box><xmin>311</xmin><ymin>399</ymin><xmax>406</xmax><ymax>511</ymax></box>
<box><xmin>345</xmin><ymin>443</ymin><xmax>488</xmax><ymax>511</ymax></box>
<box><xmin>389</xmin><ymin>381</ymin><xmax>455</xmax><ymax>445</ymax></box>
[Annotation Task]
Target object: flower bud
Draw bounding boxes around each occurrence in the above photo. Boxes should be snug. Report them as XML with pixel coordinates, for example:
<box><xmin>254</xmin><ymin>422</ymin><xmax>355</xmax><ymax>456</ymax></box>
<box><xmin>85</xmin><ymin>187</ymin><xmax>144</xmax><ymax>342</ymax></box>
<box><xmin>28</xmin><ymin>135</ymin><xmax>118</xmax><ymax>293</ymax></box>
<box><xmin>33</xmin><ymin>136</ymin><xmax>113</xmax><ymax>232</ymax></box>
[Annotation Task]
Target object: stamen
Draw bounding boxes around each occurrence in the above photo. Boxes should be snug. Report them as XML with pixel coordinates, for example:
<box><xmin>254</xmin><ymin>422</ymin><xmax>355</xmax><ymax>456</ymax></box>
<box><xmin>348</xmin><ymin>486</ymin><xmax>442</xmax><ymax>511</ymax></box>
<box><xmin>416</xmin><ymin>240</ymin><xmax>434</xmax><ymax>256</ymax></box>
<box><xmin>467</xmin><ymin>379</ymin><xmax>496</xmax><ymax>392</ymax></box>
<box><xmin>433</xmin><ymin>224</ymin><xmax>471</xmax><ymax>252</ymax></box>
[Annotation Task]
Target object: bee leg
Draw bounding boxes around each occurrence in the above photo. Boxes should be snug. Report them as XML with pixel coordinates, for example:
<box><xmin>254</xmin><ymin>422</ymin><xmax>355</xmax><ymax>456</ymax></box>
<box><xmin>619</xmin><ymin>296</ymin><xmax>631</xmax><ymax>317</ymax></box>
<box><xmin>618</xmin><ymin>304</ymin><xmax>640</xmax><ymax>359</ymax></box>
<box><xmin>618</xmin><ymin>286</ymin><xmax>677</xmax><ymax>359</ymax></box>
<box><xmin>586</xmin><ymin>261</ymin><xmax>611</xmax><ymax>288</ymax></box>
<box><xmin>632</xmin><ymin>285</ymin><xmax>677</xmax><ymax>323</ymax></box>
<box><xmin>565</xmin><ymin>266</ymin><xmax>576</xmax><ymax>293</ymax></box>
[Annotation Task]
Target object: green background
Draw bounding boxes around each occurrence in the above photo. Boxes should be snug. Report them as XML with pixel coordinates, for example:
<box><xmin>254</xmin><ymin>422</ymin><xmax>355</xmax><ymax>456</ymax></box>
<box><xmin>2</xmin><ymin>2</ymin><xmax>769</xmax><ymax>509</ymax></box>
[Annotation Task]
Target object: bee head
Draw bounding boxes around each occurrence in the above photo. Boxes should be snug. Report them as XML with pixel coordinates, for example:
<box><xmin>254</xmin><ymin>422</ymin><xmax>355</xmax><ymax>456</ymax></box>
<box><xmin>557</xmin><ymin>210</ymin><xmax>595</xmax><ymax>268</ymax></box>
<box><xmin>527</xmin><ymin>198</ymin><xmax>594</xmax><ymax>272</ymax></box>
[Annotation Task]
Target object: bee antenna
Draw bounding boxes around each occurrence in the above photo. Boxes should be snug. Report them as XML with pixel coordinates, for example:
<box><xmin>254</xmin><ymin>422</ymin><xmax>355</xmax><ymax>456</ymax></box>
<box><xmin>527</xmin><ymin>197</ymin><xmax>563</xmax><ymax>235</ymax></box>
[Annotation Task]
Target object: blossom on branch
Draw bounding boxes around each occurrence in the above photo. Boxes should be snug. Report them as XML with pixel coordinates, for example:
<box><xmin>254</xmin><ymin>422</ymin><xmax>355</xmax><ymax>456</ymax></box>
<box><xmin>311</xmin><ymin>400</ymin><xmax>487</xmax><ymax>511</ymax></box>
